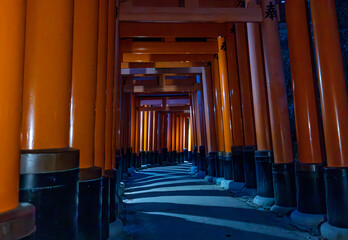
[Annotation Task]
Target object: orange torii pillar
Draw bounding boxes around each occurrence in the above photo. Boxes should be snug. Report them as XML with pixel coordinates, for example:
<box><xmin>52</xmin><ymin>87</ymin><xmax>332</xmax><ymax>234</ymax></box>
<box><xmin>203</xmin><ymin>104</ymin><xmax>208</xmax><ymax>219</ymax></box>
<box><xmin>20</xmin><ymin>1</ymin><xmax>78</xmax><ymax>239</ymax></box>
<box><xmin>148</xmin><ymin>110</ymin><xmax>153</xmax><ymax>164</ymax></box>
<box><xmin>183</xmin><ymin>116</ymin><xmax>188</xmax><ymax>162</ymax></box>
<box><xmin>285</xmin><ymin>0</ymin><xmax>327</xmax><ymax>229</ymax></box>
<box><xmin>217</xmin><ymin>37</ymin><xmax>234</xmax><ymax>180</ymax></box>
<box><xmin>226</xmin><ymin>26</ymin><xmax>244</xmax><ymax>148</ymax></box>
<box><xmin>166</xmin><ymin>113</ymin><xmax>172</xmax><ymax>163</ymax></box>
<box><xmin>247</xmin><ymin>19</ymin><xmax>274</xmax><ymax>206</ymax></box>
<box><xmin>0</xmin><ymin>1</ymin><xmax>35</xmax><ymax>239</ymax></box>
<box><xmin>161</xmin><ymin>113</ymin><xmax>168</xmax><ymax>163</ymax></box>
<box><xmin>235</xmin><ymin>23</ymin><xmax>257</xmax><ymax>187</ymax></box>
<box><xmin>135</xmin><ymin>108</ymin><xmax>140</xmax><ymax>169</ymax></box>
<box><xmin>171</xmin><ymin>113</ymin><xmax>177</xmax><ymax>163</ymax></box>
<box><xmin>190</xmin><ymin>95</ymin><xmax>197</xmax><ymax>149</ymax></box>
<box><xmin>154</xmin><ymin>112</ymin><xmax>161</xmax><ymax>164</ymax></box>
<box><xmin>70</xmin><ymin>1</ymin><xmax>105</xmax><ymax>238</ymax></box>
<box><xmin>129</xmin><ymin>94</ymin><xmax>137</xmax><ymax>169</ymax></box>
<box><xmin>260</xmin><ymin>0</ymin><xmax>296</xmax><ymax>212</ymax></box>
<box><xmin>105</xmin><ymin>0</ymin><xmax>116</xmax><ymax>170</ymax></box>
<box><xmin>139</xmin><ymin>110</ymin><xmax>145</xmax><ymax>165</ymax></box>
<box><xmin>212</xmin><ymin>57</ymin><xmax>225</xmax><ymax>178</ymax></box>
<box><xmin>112</xmin><ymin>0</ymin><xmax>121</xmax><ymax>166</ymax></box>
<box><xmin>309</xmin><ymin>0</ymin><xmax>348</xmax><ymax>236</ymax></box>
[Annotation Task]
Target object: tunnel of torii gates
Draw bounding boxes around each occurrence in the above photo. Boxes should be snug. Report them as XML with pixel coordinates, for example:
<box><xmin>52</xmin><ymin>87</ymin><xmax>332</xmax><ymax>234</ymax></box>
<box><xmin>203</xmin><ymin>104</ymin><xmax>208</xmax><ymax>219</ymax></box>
<box><xmin>0</xmin><ymin>0</ymin><xmax>347</xmax><ymax>239</ymax></box>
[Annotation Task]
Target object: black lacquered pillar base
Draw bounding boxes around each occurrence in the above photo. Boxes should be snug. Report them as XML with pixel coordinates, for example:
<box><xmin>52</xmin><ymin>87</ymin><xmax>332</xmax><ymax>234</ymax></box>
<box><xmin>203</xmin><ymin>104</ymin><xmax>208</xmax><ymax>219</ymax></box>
<box><xmin>154</xmin><ymin>151</ymin><xmax>159</xmax><ymax>165</ymax></box>
<box><xmin>105</xmin><ymin>169</ymin><xmax>117</xmax><ymax>223</ymax></box>
<box><xmin>101</xmin><ymin>177</ymin><xmax>110</xmax><ymax>240</ymax></box>
<box><xmin>184</xmin><ymin>149</ymin><xmax>188</xmax><ymax>162</ymax></box>
<box><xmin>324</xmin><ymin>167</ymin><xmax>348</xmax><ymax>228</ymax></box>
<box><xmin>199</xmin><ymin>146</ymin><xmax>207</xmax><ymax>173</ymax></box>
<box><xmin>78</xmin><ymin>167</ymin><xmax>103</xmax><ymax>240</ymax></box>
<box><xmin>172</xmin><ymin>151</ymin><xmax>177</xmax><ymax>164</ymax></box>
<box><xmin>223</xmin><ymin>152</ymin><xmax>233</xmax><ymax>180</ymax></box>
<box><xmin>243</xmin><ymin>146</ymin><xmax>257</xmax><ymax>188</ymax></box>
<box><xmin>217</xmin><ymin>152</ymin><xmax>224</xmax><ymax>177</ymax></box>
<box><xmin>272</xmin><ymin>162</ymin><xmax>296</xmax><ymax>208</ymax></box>
<box><xmin>145</xmin><ymin>151</ymin><xmax>150</xmax><ymax>165</ymax></box>
<box><xmin>161</xmin><ymin>148</ymin><xmax>168</xmax><ymax>164</ymax></box>
<box><xmin>140</xmin><ymin>151</ymin><xmax>145</xmax><ymax>167</ymax></box>
<box><xmin>193</xmin><ymin>146</ymin><xmax>198</xmax><ymax>166</ymax></box>
<box><xmin>19</xmin><ymin>148</ymin><xmax>79</xmax><ymax>240</ymax></box>
<box><xmin>0</xmin><ymin>203</ymin><xmax>36</xmax><ymax>240</ymax></box>
<box><xmin>232</xmin><ymin>146</ymin><xmax>244</xmax><ymax>182</ymax></box>
<box><xmin>295</xmin><ymin>163</ymin><xmax>326</xmax><ymax>214</ymax></box>
<box><xmin>255</xmin><ymin>150</ymin><xmax>274</xmax><ymax>198</ymax></box>
<box><xmin>207</xmin><ymin>152</ymin><xmax>217</xmax><ymax>177</ymax></box>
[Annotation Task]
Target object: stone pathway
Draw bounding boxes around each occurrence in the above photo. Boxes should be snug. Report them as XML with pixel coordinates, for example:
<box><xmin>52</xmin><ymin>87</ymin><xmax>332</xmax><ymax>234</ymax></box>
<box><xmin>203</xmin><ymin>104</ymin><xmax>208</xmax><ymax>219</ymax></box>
<box><xmin>121</xmin><ymin>164</ymin><xmax>318</xmax><ymax>240</ymax></box>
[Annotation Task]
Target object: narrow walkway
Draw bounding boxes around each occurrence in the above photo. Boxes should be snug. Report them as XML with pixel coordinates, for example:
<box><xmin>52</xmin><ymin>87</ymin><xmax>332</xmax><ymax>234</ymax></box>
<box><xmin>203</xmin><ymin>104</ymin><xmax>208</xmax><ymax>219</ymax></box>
<box><xmin>122</xmin><ymin>164</ymin><xmax>317</xmax><ymax>240</ymax></box>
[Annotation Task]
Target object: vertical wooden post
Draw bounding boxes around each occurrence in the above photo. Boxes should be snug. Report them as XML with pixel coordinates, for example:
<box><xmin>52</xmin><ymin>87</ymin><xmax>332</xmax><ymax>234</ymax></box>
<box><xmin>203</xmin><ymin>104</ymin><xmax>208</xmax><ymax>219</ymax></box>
<box><xmin>70</xmin><ymin>0</ymin><xmax>99</xmax><ymax>169</ymax></box>
<box><xmin>235</xmin><ymin>23</ymin><xmax>256</xmax><ymax>146</ymax></box>
<box><xmin>217</xmin><ymin>37</ymin><xmax>234</xmax><ymax>152</ymax></box>
<box><xmin>167</xmin><ymin>113</ymin><xmax>172</xmax><ymax>151</ymax></box>
<box><xmin>0</xmin><ymin>0</ymin><xmax>26</xmax><ymax>213</ymax></box>
<box><xmin>212</xmin><ymin>57</ymin><xmax>225</xmax><ymax>152</ymax></box>
<box><xmin>226</xmin><ymin>26</ymin><xmax>244</xmax><ymax>146</ymax></box>
<box><xmin>94</xmin><ymin>0</ymin><xmax>108</xmax><ymax>172</ymax></box>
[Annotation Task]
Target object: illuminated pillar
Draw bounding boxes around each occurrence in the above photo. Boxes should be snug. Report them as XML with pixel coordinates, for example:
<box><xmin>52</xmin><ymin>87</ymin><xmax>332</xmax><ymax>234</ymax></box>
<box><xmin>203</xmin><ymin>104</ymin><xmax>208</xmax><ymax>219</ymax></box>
<box><xmin>226</xmin><ymin>26</ymin><xmax>244</xmax><ymax>147</ymax></box>
<box><xmin>0</xmin><ymin>1</ymin><xmax>35</xmax><ymax>239</ymax></box>
<box><xmin>260</xmin><ymin>0</ymin><xmax>295</xmax><ymax>211</ymax></box>
<box><xmin>176</xmin><ymin>114</ymin><xmax>180</xmax><ymax>152</ymax></box>
<box><xmin>140</xmin><ymin>111</ymin><xmax>144</xmax><ymax>152</ymax></box>
<box><xmin>143</xmin><ymin>109</ymin><xmax>148</xmax><ymax>151</ymax></box>
<box><xmin>247</xmin><ymin>20</ymin><xmax>274</xmax><ymax>205</ymax></box>
<box><xmin>148</xmin><ymin>111</ymin><xmax>153</xmax><ymax>152</ymax></box>
<box><xmin>284</xmin><ymin>0</ymin><xmax>326</xmax><ymax>227</ymax></box>
<box><xmin>21</xmin><ymin>0</ymin><xmax>78</xmax><ymax>238</ymax></box>
<box><xmin>235</xmin><ymin>23</ymin><xmax>256</xmax><ymax>146</ymax></box>
<box><xmin>167</xmin><ymin>113</ymin><xmax>172</xmax><ymax>151</ymax></box>
<box><xmin>130</xmin><ymin>94</ymin><xmax>137</xmax><ymax>150</ymax></box>
<box><xmin>217</xmin><ymin>37</ymin><xmax>234</xmax><ymax>153</ymax></box>
<box><xmin>309</xmin><ymin>0</ymin><xmax>348</xmax><ymax>235</ymax></box>
<box><xmin>135</xmin><ymin>109</ymin><xmax>140</xmax><ymax>154</ymax></box>
<box><xmin>212</xmin><ymin>58</ymin><xmax>225</xmax><ymax>152</ymax></box>
<box><xmin>105</xmin><ymin>0</ymin><xmax>116</xmax><ymax>170</ymax></box>
<box><xmin>94</xmin><ymin>0</ymin><xmax>108</xmax><ymax>173</ymax></box>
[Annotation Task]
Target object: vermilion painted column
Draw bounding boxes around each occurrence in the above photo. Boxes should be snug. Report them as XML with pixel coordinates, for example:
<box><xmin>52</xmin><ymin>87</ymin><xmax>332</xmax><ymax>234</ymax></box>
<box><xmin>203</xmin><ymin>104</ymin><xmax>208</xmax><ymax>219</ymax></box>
<box><xmin>226</xmin><ymin>28</ymin><xmax>244</xmax><ymax>146</ymax></box>
<box><xmin>21</xmin><ymin>0</ymin><xmax>78</xmax><ymax>238</ymax></box>
<box><xmin>247</xmin><ymin>19</ymin><xmax>274</xmax><ymax>204</ymax></box>
<box><xmin>194</xmin><ymin>92</ymin><xmax>203</xmax><ymax>147</ymax></box>
<box><xmin>190</xmin><ymin>95</ymin><xmax>197</xmax><ymax>147</ymax></box>
<box><xmin>235</xmin><ymin>23</ymin><xmax>256</xmax><ymax>146</ymax></box>
<box><xmin>183</xmin><ymin>116</ymin><xmax>187</xmax><ymax>150</ymax></box>
<box><xmin>217</xmin><ymin>37</ymin><xmax>234</xmax><ymax>153</ymax></box>
<box><xmin>212</xmin><ymin>58</ymin><xmax>225</xmax><ymax>152</ymax></box>
<box><xmin>22</xmin><ymin>1</ymin><xmax>74</xmax><ymax>150</ymax></box>
<box><xmin>167</xmin><ymin>113</ymin><xmax>172</xmax><ymax>151</ymax></box>
<box><xmin>156</xmin><ymin>112</ymin><xmax>162</xmax><ymax>152</ymax></box>
<box><xmin>0</xmin><ymin>0</ymin><xmax>25</xmax><ymax>214</ymax></box>
<box><xmin>202</xmin><ymin>65</ymin><xmax>217</xmax><ymax>153</ymax></box>
<box><xmin>172</xmin><ymin>113</ymin><xmax>176</xmax><ymax>152</ymax></box>
<box><xmin>285</xmin><ymin>0</ymin><xmax>326</xmax><ymax>225</ymax></box>
<box><xmin>143</xmin><ymin>110</ymin><xmax>148</xmax><ymax>151</ymax></box>
<box><xmin>179</xmin><ymin>114</ymin><xmax>183</xmax><ymax>152</ymax></box>
<box><xmin>176</xmin><ymin>114</ymin><xmax>180</xmax><ymax>152</ymax></box>
<box><xmin>135</xmin><ymin>109</ymin><xmax>140</xmax><ymax>154</ymax></box>
<box><xmin>309</xmin><ymin>0</ymin><xmax>348</xmax><ymax>235</ymax></box>
<box><xmin>148</xmin><ymin>111</ymin><xmax>153</xmax><ymax>152</ymax></box>
<box><xmin>140</xmin><ymin>111</ymin><xmax>144</xmax><ymax>152</ymax></box>
<box><xmin>0</xmin><ymin>2</ymin><xmax>35</xmax><ymax>238</ymax></box>
<box><xmin>70</xmin><ymin>0</ymin><xmax>99</xmax><ymax>169</ymax></box>
<box><xmin>247</xmin><ymin>22</ymin><xmax>272</xmax><ymax>151</ymax></box>
<box><xmin>105</xmin><ymin>0</ymin><xmax>116</xmax><ymax>170</ymax></box>
<box><xmin>260</xmin><ymin>0</ymin><xmax>296</xmax><ymax>211</ymax></box>
<box><xmin>94</xmin><ymin>0</ymin><xmax>108</xmax><ymax>172</ymax></box>
<box><xmin>113</xmin><ymin>0</ymin><xmax>121</xmax><ymax>163</ymax></box>
<box><xmin>161</xmin><ymin>113</ymin><xmax>168</xmax><ymax>150</ymax></box>
<box><xmin>130</xmin><ymin>94</ymin><xmax>137</xmax><ymax>150</ymax></box>
<box><xmin>310</xmin><ymin>0</ymin><xmax>348</xmax><ymax>167</ymax></box>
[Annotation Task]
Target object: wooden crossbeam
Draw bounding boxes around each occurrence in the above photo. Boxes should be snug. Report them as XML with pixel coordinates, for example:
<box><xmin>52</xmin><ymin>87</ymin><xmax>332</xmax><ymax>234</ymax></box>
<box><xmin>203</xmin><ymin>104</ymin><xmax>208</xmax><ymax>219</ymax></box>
<box><xmin>120</xmin><ymin>23</ymin><xmax>229</xmax><ymax>38</ymax></box>
<box><xmin>139</xmin><ymin>105</ymin><xmax>191</xmax><ymax>112</ymax></box>
<box><xmin>122</xmin><ymin>53</ymin><xmax>214</xmax><ymax>63</ymax></box>
<box><xmin>120</xmin><ymin>40</ymin><xmax>218</xmax><ymax>54</ymax></box>
<box><xmin>121</xmin><ymin>62</ymin><xmax>207</xmax><ymax>69</ymax></box>
<box><xmin>121</xmin><ymin>67</ymin><xmax>203</xmax><ymax>75</ymax></box>
<box><xmin>123</xmin><ymin>83</ymin><xmax>202</xmax><ymax>93</ymax></box>
<box><xmin>119</xmin><ymin>6</ymin><xmax>262</xmax><ymax>23</ymax></box>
